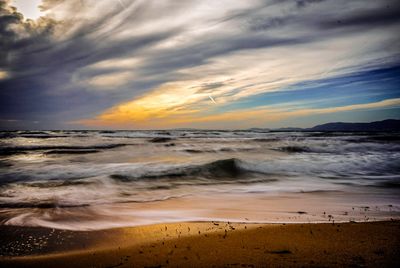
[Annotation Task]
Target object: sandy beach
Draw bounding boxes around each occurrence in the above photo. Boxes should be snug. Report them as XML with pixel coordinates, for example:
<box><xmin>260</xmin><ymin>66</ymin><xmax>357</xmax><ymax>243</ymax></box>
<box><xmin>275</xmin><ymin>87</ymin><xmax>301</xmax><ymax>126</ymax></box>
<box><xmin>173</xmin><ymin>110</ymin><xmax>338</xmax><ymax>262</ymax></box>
<box><xmin>1</xmin><ymin>220</ymin><xmax>399</xmax><ymax>267</ymax></box>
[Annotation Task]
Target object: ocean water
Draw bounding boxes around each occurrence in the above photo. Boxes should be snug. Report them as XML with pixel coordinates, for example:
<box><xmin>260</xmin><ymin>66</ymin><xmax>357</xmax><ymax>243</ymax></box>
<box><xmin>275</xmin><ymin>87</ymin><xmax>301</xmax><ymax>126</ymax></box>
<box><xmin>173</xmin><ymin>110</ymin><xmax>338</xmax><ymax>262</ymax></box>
<box><xmin>0</xmin><ymin>130</ymin><xmax>399</xmax><ymax>230</ymax></box>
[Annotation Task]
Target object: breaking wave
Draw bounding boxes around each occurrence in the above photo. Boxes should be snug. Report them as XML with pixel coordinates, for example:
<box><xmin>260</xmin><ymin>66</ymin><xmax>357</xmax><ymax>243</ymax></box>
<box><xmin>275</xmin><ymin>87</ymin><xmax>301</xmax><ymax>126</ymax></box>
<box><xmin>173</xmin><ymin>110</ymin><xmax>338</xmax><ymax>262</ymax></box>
<box><xmin>0</xmin><ymin>144</ymin><xmax>128</xmax><ymax>156</ymax></box>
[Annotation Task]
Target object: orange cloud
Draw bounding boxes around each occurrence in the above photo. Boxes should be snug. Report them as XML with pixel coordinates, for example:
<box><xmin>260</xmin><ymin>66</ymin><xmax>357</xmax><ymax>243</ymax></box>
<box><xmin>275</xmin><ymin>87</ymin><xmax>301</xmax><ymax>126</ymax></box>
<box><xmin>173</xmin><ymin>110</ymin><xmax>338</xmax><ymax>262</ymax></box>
<box><xmin>0</xmin><ymin>70</ymin><xmax>10</xmax><ymax>80</ymax></box>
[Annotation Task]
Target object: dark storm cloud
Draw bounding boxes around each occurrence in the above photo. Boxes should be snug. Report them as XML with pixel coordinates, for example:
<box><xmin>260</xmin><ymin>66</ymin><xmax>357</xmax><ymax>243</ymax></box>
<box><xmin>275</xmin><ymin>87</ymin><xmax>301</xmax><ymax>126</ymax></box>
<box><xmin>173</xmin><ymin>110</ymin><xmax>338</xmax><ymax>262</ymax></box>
<box><xmin>0</xmin><ymin>1</ymin><xmax>56</xmax><ymax>65</ymax></box>
<box><xmin>245</xmin><ymin>0</ymin><xmax>400</xmax><ymax>33</ymax></box>
<box><xmin>0</xmin><ymin>0</ymin><xmax>180</xmax><ymax>129</ymax></box>
<box><xmin>317</xmin><ymin>3</ymin><xmax>400</xmax><ymax>30</ymax></box>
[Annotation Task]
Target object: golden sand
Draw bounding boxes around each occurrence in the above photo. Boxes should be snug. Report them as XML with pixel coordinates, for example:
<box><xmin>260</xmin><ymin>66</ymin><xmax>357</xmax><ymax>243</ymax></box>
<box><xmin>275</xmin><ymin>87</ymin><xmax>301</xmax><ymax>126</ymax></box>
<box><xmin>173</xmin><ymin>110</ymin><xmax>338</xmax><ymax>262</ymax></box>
<box><xmin>1</xmin><ymin>221</ymin><xmax>399</xmax><ymax>267</ymax></box>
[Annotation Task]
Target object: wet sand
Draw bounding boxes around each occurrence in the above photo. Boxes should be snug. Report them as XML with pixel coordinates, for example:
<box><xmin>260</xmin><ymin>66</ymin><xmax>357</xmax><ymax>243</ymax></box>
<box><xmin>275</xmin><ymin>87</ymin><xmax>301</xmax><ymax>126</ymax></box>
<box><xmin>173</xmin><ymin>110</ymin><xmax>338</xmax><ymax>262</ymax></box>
<box><xmin>1</xmin><ymin>221</ymin><xmax>399</xmax><ymax>267</ymax></box>
<box><xmin>2</xmin><ymin>192</ymin><xmax>398</xmax><ymax>231</ymax></box>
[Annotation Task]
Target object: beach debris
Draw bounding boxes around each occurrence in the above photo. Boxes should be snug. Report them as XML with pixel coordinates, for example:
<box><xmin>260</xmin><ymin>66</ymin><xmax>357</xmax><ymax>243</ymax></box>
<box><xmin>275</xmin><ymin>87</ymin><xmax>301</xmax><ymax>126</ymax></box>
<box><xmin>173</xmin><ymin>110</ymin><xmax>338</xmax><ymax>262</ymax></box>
<box><xmin>268</xmin><ymin>250</ymin><xmax>292</xmax><ymax>254</ymax></box>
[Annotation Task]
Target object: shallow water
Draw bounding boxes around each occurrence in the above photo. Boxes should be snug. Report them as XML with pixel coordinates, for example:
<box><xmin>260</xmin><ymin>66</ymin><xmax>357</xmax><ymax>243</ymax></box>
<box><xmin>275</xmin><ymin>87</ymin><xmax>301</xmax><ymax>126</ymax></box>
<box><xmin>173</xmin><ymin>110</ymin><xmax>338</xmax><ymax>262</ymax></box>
<box><xmin>0</xmin><ymin>130</ymin><xmax>399</xmax><ymax>230</ymax></box>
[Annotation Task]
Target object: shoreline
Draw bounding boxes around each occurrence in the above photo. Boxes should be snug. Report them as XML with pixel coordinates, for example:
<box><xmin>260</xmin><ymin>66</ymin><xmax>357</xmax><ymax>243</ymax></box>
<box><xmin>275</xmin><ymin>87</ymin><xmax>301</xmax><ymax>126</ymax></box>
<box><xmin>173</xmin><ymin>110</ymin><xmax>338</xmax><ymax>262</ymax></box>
<box><xmin>1</xmin><ymin>220</ymin><xmax>399</xmax><ymax>267</ymax></box>
<box><xmin>2</xmin><ymin>191</ymin><xmax>398</xmax><ymax>231</ymax></box>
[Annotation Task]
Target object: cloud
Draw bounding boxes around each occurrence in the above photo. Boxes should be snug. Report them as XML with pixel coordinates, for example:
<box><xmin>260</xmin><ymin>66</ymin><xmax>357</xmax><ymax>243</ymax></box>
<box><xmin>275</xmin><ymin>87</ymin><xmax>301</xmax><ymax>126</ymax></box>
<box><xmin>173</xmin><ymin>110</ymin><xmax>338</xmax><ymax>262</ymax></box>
<box><xmin>195</xmin><ymin>81</ymin><xmax>226</xmax><ymax>93</ymax></box>
<box><xmin>79</xmin><ymin>97</ymin><xmax>400</xmax><ymax>129</ymax></box>
<box><xmin>316</xmin><ymin>2</ymin><xmax>400</xmax><ymax>30</ymax></box>
<box><xmin>86</xmin><ymin>71</ymin><xmax>133</xmax><ymax>89</ymax></box>
<box><xmin>0</xmin><ymin>69</ymin><xmax>9</xmax><ymax>79</ymax></box>
<box><xmin>0</xmin><ymin>0</ymin><xmax>399</xmax><ymax>129</ymax></box>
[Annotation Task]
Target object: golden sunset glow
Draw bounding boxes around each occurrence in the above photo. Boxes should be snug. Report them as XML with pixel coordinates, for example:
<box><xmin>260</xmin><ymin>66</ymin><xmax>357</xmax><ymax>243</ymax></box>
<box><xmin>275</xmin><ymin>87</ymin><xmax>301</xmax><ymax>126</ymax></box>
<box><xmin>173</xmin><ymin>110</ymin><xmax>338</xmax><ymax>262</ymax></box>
<box><xmin>80</xmin><ymin>95</ymin><xmax>400</xmax><ymax>129</ymax></box>
<box><xmin>0</xmin><ymin>70</ymin><xmax>9</xmax><ymax>80</ymax></box>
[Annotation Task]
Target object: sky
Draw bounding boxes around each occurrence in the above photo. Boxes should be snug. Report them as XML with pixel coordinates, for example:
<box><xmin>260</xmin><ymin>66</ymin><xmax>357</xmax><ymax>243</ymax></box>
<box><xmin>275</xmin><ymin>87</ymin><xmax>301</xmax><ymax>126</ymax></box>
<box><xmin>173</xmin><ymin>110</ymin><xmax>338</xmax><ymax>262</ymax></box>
<box><xmin>0</xmin><ymin>0</ymin><xmax>399</xmax><ymax>130</ymax></box>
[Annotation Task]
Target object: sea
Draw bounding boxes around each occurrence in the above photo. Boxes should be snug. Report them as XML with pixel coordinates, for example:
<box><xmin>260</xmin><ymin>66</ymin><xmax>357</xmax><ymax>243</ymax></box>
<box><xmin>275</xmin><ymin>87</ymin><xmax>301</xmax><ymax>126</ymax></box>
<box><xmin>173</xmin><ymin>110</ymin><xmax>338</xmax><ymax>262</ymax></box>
<box><xmin>0</xmin><ymin>130</ymin><xmax>399</xmax><ymax>230</ymax></box>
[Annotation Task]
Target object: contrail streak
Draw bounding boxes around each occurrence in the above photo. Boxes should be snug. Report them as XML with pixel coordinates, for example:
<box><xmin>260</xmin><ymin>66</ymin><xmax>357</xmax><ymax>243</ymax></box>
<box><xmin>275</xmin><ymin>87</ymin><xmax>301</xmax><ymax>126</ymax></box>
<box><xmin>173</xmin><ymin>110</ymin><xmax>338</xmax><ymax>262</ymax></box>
<box><xmin>208</xmin><ymin>95</ymin><xmax>217</xmax><ymax>104</ymax></box>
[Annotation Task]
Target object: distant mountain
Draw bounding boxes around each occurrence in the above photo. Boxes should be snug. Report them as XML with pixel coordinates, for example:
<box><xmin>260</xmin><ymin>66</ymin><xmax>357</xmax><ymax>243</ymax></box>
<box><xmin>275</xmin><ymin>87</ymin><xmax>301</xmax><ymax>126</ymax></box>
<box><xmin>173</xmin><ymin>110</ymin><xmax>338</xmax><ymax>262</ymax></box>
<box><xmin>308</xmin><ymin>119</ymin><xmax>400</xmax><ymax>132</ymax></box>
